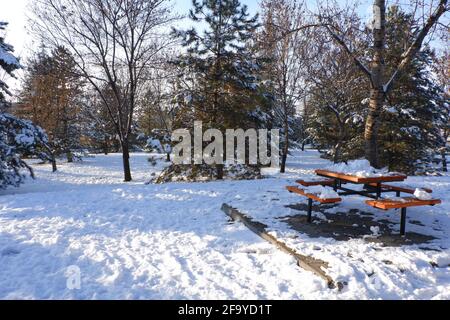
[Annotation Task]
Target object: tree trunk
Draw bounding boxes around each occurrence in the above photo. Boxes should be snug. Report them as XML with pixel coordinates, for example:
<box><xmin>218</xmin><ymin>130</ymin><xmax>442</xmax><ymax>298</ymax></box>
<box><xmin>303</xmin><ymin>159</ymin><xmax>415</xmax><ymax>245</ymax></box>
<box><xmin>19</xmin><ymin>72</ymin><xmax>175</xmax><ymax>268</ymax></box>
<box><xmin>333</xmin><ymin>141</ymin><xmax>342</xmax><ymax>164</ymax></box>
<box><xmin>51</xmin><ymin>155</ymin><xmax>57</xmax><ymax>172</ymax></box>
<box><xmin>280</xmin><ymin>112</ymin><xmax>290</xmax><ymax>174</ymax></box>
<box><xmin>216</xmin><ymin>164</ymin><xmax>224</xmax><ymax>180</ymax></box>
<box><xmin>442</xmin><ymin>149</ymin><xmax>448</xmax><ymax>172</ymax></box>
<box><xmin>364</xmin><ymin>0</ymin><xmax>386</xmax><ymax>169</ymax></box>
<box><xmin>121</xmin><ymin>140</ymin><xmax>132</xmax><ymax>182</ymax></box>
<box><xmin>365</xmin><ymin>88</ymin><xmax>384</xmax><ymax>168</ymax></box>
<box><xmin>67</xmin><ymin>151</ymin><xmax>73</xmax><ymax>163</ymax></box>
<box><xmin>103</xmin><ymin>138</ymin><xmax>109</xmax><ymax>155</ymax></box>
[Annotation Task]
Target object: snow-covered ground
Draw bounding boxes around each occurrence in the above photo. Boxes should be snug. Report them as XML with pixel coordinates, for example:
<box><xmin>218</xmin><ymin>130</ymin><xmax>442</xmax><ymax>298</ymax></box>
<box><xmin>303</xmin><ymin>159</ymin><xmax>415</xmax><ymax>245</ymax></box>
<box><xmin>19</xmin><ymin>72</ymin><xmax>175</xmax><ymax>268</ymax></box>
<box><xmin>0</xmin><ymin>150</ymin><xmax>449</xmax><ymax>299</ymax></box>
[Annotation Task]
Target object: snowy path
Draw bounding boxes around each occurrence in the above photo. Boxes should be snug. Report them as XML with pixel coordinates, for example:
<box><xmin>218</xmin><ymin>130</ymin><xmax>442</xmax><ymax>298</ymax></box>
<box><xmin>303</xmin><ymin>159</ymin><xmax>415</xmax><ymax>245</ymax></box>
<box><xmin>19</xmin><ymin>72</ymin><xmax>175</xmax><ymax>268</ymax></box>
<box><xmin>0</xmin><ymin>151</ymin><xmax>449</xmax><ymax>299</ymax></box>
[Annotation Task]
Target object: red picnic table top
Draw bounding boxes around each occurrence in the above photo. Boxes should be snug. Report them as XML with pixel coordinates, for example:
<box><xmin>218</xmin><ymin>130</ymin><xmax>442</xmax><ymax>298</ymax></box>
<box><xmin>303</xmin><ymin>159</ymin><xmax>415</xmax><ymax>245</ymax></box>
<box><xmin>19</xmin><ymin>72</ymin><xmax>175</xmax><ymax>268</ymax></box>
<box><xmin>315</xmin><ymin>169</ymin><xmax>408</xmax><ymax>184</ymax></box>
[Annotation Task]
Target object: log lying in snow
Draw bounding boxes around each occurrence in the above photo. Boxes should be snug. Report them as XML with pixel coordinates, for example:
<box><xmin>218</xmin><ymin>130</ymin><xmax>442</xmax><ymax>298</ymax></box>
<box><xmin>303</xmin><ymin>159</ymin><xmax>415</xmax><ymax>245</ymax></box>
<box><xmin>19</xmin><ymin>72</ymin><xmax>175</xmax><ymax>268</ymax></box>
<box><xmin>221</xmin><ymin>203</ymin><xmax>341</xmax><ymax>290</ymax></box>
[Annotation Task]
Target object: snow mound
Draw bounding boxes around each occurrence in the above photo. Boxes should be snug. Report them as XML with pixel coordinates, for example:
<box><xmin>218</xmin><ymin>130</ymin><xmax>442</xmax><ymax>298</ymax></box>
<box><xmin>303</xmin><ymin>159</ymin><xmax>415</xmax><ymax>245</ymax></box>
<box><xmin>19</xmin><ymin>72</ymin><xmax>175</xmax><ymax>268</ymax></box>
<box><xmin>304</xmin><ymin>186</ymin><xmax>339</xmax><ymax>199</ymax></box>
<box><xmin>325</xmin><ymin>159</ymin><xmax>399</xmax><ymax>178</ymax></box>
<box><xmin>414</xmin><ymin>188</ymin><xmax>433</xmax><ymax>201</ymax></box>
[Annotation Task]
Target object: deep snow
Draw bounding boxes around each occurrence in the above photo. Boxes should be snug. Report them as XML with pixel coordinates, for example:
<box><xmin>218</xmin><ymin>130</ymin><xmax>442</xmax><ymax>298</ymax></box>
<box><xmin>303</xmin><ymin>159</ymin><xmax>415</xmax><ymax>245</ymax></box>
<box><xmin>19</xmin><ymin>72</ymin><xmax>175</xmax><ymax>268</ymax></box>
<box><xmin>0</xmin><ymin>151</ymin><xmax>449</xmax><ymax>299</ymax></box>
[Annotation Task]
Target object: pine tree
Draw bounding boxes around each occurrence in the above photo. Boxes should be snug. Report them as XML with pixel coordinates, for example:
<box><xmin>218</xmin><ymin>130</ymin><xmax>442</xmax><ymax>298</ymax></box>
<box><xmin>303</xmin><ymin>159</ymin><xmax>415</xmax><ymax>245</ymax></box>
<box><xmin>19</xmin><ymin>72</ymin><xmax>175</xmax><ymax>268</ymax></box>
<box><xmin>0</xmin><ymin>22</ymin><xmax>20</xmax><ymax>110</ymax></box>
<box><xmin>378</xmin><ymin>7</ymin><xmax>448</xmax><ymax>173</ymax></box>
<box><xmin>173</xmin><ymin>0</ymin><xmax>262</xmax><ymax>179</ymax></box>
<box><xmin>431</xmin><ymin>51</ymin><xmax>450</xmax><ymax>172</ymax></box>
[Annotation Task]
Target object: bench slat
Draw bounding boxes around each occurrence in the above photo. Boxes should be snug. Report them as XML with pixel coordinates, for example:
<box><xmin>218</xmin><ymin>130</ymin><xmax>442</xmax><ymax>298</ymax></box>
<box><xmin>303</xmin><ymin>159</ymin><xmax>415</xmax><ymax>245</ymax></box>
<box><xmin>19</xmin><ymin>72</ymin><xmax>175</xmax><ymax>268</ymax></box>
<box><xmin>366</xmin><ymin>197</ymin><xmax>441</xmax><ymax>210</ymax></box>
<box><xmin>368</xmin><ymin>183</ymin><xmax>432</xmax><ymax>194</ymax></box>
<box><xmin>286</xmin><ymin>186</ymin><xmax>342</xmax><ymax>204</ymax></box>
<box><xmin>296</xmin><ymin>179</ymin><xmax>335</xmax><ymax>187</ymax></box>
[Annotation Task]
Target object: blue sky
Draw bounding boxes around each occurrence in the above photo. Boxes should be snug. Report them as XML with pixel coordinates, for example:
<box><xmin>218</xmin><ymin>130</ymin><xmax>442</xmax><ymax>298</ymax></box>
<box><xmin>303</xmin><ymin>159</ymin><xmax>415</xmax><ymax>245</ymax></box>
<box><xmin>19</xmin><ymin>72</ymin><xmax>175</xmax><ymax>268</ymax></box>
<box><xmin>0</xmin><ymin>0</ymin><xmax>372</xmax><ymax>59</ymax></box>
<box><xmin>0</xmin><ymin>0</ymin><xmax>445</xmax><ymax>83</ymax></box>
<box><xmin>174</xmin><ymin>0</ymin><xmax>261</xmax><ymax>15</ymax></box>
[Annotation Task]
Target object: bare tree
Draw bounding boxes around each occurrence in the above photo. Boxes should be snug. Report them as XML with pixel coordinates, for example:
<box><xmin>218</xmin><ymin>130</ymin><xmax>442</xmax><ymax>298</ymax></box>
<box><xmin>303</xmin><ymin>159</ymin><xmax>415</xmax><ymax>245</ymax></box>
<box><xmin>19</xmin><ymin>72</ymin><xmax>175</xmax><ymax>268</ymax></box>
<box><xmin>260</xmin><ymin>0</ymin><xmax>315</xmax><ymax>173</ymax></box>
<box><xmin>138</xmin><ymin>54</ymin><xmax>178</xmax><ymax>161</ymax></box>
<box><xmin>30</xmin><ymin>0</ymin><xmax>177</xmax><ymax>181</ymax></box>
<box><xmin>306</xmin><ymin>42</ymin><xmax>368</xmax><ymax>163</ymax></box>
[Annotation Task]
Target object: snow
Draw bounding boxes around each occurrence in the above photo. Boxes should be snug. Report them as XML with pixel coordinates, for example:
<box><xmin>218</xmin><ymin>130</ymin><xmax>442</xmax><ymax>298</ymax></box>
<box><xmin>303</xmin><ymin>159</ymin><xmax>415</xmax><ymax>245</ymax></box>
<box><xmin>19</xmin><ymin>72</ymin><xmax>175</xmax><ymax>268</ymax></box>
<box><xmin>15</xmin><ymin>133</ymin><xmax>35</xmax><ymax>146</ymax></box>
<box><xmin>325</xmin><ymin>159</ymin><xmax>398</xmax><ymax>178</ymax></box>
<box><xmin>414</xmin><ymin>188</ymin><xmax>433</xmax><ymax>201</ymax></box>
<box><xmin>304</xmin><ymin>186</ymin><xmax>339</xmax><ymax>199</ymax></box>
<box><xmin>0</xmin><ymin>150</ymin><xmax>449</xmax><ymax>299</ymax></box>
<box><xmin>0</xmin><ymin>48</ymin><xmax>19</xmax><ymax>67</ymax></box>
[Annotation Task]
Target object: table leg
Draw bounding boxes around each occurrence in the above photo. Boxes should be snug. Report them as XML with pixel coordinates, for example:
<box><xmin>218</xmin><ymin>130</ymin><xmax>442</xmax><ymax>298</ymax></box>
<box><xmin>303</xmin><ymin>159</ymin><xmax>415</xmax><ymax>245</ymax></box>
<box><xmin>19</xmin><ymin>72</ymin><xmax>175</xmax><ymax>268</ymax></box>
<box><xmin>376</xmin><ymin>183</ymin><xmax>381</xmax><ymax>199</ymax></box>
<box><xmin>307</xmin><ymin>198</ymin><xmax>313</xmax><ymax>223</ymax></box>
<box><xmin>400</xmin><ymin>207</ymin><xmax>407</xmax><ymax>236</ymax></box>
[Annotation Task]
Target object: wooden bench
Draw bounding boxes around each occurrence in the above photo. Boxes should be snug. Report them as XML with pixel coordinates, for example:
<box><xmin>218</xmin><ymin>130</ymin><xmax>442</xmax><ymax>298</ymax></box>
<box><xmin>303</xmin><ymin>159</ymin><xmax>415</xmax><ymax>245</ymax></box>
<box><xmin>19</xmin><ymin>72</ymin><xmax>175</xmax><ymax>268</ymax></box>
<box><xmin>368</xmin><ymin>183</ymin><xmax>432</xmax><ymax>196</ymax></box>
<box><xmin>366</xmin><ymin>197</ymin><xmax>441</xmax><ymax>236</ymax></box>
<box><xmin>286</xmin><ymin>186</ymin><xmax>341</xmax><ymax>223</ymax></box>
<box><xmin>296</xmin><ymin>178</ymin><xmax>335</xmax><ymax>187</ymax></box>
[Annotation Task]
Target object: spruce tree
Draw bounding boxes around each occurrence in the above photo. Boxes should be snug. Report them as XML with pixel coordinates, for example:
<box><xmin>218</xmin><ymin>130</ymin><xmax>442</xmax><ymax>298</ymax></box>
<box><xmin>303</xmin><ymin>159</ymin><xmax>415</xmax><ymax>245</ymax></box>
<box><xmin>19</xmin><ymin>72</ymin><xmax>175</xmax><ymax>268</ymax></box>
<box><xmin>173</xmin><ymin>0</ymin><xmax>262</xmax><ymax>179</ymax></box>
<box><xmin>378</xmin><ymin>7</ymin><xmax>448</xmax><ymax>173</ymax></box>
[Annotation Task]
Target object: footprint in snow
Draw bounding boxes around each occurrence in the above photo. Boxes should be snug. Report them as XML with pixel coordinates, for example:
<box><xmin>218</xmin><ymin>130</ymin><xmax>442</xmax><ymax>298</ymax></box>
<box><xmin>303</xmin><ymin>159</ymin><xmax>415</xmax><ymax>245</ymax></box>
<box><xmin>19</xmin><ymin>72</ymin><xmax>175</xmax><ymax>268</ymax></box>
<box><xmin>1</xmin><ymin>247</ymin><xmax>21</xmax><ymax>256</ymax></box>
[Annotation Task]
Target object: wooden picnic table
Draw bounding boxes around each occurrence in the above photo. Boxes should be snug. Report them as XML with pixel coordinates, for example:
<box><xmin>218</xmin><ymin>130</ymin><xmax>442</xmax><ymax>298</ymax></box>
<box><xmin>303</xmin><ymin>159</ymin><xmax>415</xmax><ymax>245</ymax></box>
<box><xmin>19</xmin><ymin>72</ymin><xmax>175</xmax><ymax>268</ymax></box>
<box><xmin>315</xmin><ymin>169</ymin><xmax>408</xmax><ymax>200</ymax></box>
<box><xmin>288</xmin><ymin>170</ymin><xmax>440</xmax><ymax>236</ymax></box>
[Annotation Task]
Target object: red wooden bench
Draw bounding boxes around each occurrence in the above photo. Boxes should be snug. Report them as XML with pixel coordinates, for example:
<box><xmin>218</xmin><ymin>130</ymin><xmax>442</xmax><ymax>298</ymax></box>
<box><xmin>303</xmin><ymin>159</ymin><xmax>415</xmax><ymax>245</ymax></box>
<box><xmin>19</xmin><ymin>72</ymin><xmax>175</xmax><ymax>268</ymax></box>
<box><xmin>366</xmin><ymin>197</ymin><xmax>441</xmax><ymax>236</ymax></box>
<box><xmin>296</xmin><ymin>179</ymin><xmax>335</xmax><ymax>187</ymax></box>
<box><xmin>368</xmin><ymin>183</ymin><xmax>432</xmax><ymax>196</ymax></box>
<box><xmin>286</xmin><ymin>186</ymin><xmax>341</xmax><ymax>223</ymax></box>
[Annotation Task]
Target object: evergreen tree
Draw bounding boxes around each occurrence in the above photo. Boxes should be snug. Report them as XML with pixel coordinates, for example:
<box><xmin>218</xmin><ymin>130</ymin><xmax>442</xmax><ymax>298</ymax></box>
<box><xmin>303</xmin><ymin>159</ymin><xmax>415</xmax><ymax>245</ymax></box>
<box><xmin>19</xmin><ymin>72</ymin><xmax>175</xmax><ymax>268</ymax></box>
<box><xmin>0</xmin><ymin>22</ymin><xmax>20</xmax><ymax>110</ymax></box>
<box><xmin>378</xmin><ymin>7</ymin><xmax>448</xmax><ymax>173</ymax></box>
<box><xmin>173</xmin><ymin>0</ymin><xmax>262</xmax><ymax>179</ymax></box>
<box><xmin>1</xmin><ymin>21</ymin><xmax>51</xmax><ymax>189</ymax></box>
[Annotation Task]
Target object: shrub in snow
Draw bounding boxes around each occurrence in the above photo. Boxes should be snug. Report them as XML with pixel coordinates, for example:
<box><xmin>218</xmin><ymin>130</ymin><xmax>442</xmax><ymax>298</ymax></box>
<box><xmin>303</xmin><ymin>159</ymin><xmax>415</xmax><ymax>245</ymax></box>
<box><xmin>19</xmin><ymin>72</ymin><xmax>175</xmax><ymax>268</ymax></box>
<box><xmin>144</xmin><ymin>129</ymin><xmax>172</xmax><ymax>161</ymax></box>
<box><xmin>155</xmin><ymin>163</ymin><xmax>262</xmax><ymax>184</ymax></box>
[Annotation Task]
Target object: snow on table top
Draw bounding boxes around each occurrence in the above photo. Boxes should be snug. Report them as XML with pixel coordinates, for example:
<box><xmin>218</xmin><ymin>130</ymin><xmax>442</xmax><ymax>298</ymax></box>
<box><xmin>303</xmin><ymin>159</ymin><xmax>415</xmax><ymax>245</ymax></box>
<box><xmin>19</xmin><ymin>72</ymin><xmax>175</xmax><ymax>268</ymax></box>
<box><xmin>324</xmin><ymin>159</ymin><xmax>402</xmax><ymax>178</ymax></box>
